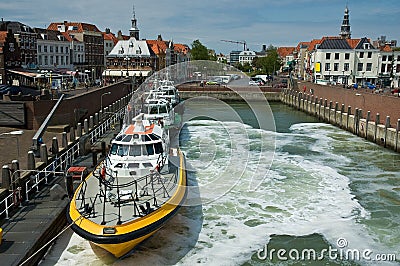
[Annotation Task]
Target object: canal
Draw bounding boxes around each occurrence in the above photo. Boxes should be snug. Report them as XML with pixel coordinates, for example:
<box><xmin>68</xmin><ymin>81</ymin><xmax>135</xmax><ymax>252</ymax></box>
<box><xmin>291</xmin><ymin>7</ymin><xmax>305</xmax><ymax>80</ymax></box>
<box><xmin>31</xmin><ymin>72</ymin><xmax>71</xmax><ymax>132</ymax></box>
<box><xmin>41</xmin><ymin>101</ymin><xmax>399</xmax><ymax>265</ymax></box>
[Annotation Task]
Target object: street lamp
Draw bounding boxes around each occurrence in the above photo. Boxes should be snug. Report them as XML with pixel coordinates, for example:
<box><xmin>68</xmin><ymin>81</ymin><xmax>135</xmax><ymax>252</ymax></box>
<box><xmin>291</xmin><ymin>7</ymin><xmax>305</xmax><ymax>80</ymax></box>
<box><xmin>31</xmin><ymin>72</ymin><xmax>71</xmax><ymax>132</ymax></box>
<box><xmin>342</xmin><ymin>70</ymin><xmax>345</xmax><ymax>88</ymax></box>
<box><xmin>101</xmin><ymin>92</ymin><xmax>111</xmax><ymax>111</ymax></box>
<box><xmin>125</xmin><ymin>56</ymin><xmax>130</xmax><ymax>77</ymax></box>
<box><xmin>0</xmin><ymin>130</ymin><xmax>24</xmax><ymax>157</ymax></box>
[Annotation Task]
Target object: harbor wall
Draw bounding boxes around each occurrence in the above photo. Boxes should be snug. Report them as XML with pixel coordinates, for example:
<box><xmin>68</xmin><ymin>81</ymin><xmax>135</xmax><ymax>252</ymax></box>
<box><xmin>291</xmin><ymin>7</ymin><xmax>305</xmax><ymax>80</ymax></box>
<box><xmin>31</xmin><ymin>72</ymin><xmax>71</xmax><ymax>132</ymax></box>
<box><xmin>177</xmin><ymin>85</ymin><xmax>282</xmax><ymax>101</ymax></box>
<box><xmin>281</xmin><ymin>88</ymin><xmax>400</xmax><ymax>152</ymax></box>
<box><xmin>25</xmin><ymin>81</ymin><xmax>132</xmax><ymax>130</ymax></box>
<box><xmin>297</xmin><ymin>81</ymin><xmax>400</xmax><ymax>123</ymax></box>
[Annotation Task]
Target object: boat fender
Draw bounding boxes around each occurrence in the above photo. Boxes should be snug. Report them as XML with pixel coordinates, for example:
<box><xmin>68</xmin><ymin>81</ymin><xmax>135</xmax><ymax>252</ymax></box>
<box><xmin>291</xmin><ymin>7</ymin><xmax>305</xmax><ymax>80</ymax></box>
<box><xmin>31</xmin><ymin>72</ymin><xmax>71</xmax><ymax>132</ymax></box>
<box><xmin>12</xmin><ymin>190</ymin><xmax>20</xmax><ymax>207</ymax></box>
<box><xmin>100</xmin><ymin>166</ymin><xmax>106</xmax><ymax>179</ymax></box>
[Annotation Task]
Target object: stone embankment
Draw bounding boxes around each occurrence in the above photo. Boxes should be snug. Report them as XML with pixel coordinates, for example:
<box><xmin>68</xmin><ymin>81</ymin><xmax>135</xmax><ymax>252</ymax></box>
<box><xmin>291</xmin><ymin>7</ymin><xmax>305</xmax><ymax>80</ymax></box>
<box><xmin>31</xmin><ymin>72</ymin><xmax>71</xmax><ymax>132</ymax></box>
<box><xmin>281</xmin><ymin>84</ymin><xmax>400</xmax><ymax>152</ymax></box>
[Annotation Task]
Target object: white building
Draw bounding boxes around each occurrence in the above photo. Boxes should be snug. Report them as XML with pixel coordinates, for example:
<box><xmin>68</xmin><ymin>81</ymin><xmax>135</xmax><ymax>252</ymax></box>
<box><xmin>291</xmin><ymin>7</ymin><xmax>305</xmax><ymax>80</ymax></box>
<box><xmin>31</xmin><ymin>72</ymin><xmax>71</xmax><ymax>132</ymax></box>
<box><xmin>35</xmin><ymin>28</ymin><xmax>73</xmax><ymax>70</ymax></box>
<box><xmin>104</xmin><ymin>37</ymin><xmax>154</xmax><ymax>77</ymax></box>
<box><xmin>309</xmin><ymin>37</ymin><xmax>399</xmax><ymax>87</ymax></box>
<box><xmin>238</xmin><ymin>50</ymin><xmax>256</xmax><ymax>65</ymax></box>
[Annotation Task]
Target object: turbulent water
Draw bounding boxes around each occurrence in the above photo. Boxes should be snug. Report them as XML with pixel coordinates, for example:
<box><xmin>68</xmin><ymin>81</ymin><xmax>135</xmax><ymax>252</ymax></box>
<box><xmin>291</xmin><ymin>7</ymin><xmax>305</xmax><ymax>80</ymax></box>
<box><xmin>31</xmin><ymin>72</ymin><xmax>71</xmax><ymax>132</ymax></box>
<box><xmin>41</xmin><ymin>102</ymin><xmax>400</xmax><ymax>266</ymax></box>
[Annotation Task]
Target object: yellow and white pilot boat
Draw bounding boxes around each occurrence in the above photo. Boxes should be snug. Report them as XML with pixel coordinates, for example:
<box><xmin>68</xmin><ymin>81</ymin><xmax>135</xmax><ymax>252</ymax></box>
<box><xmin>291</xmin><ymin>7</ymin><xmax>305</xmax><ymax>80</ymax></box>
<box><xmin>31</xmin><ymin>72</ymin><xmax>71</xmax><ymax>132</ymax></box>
<box><xmin>67</xmin><ymin>113</ymin><xmax>187</xmax><ymax>258</ymax></box>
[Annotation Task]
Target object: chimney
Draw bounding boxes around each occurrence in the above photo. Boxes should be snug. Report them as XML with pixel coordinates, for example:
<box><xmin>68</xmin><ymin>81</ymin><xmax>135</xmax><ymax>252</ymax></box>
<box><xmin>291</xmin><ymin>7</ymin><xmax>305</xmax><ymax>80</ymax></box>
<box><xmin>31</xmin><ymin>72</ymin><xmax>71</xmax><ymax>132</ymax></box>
<box><xmin>262</xmin><ymin>44</ymin><xmax>266</xmax><ymax>51</ymax></box>
<box><xmin>64</xmin><ymin>20</ymin><xmax>68</xmax><ymax>25</ymax></box>
<box><xmin>157</xmin><ymin>34</ymin><xmax>162</xmax><ymax>41</ymax></box>
<box><xmin>105</xmin><ymin>28</ymin><xmax>110</xmax><ymax>34</ymax></box>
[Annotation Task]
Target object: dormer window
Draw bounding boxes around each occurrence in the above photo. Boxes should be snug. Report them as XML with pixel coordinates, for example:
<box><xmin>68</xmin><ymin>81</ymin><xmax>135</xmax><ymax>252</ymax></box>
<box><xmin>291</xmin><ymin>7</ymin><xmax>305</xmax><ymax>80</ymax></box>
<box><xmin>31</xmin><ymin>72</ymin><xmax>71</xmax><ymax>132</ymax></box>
<box><xmin>129</xmin><ymin>42</ymin><xmax>134</xmax><ymax>47</ymax></box>
<box><xmin>363</xmin><ymin>43</ymin><xmax>370</xmax><ymax>50</ymax></box>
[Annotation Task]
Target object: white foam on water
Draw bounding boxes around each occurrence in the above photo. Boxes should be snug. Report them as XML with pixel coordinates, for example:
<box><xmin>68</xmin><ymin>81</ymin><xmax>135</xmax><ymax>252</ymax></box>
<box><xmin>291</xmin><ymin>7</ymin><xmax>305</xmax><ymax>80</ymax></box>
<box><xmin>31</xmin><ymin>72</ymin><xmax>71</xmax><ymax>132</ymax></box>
<box><xmin>43</xmin><ymin>121</ymin><xmax>399</xmax><ymax>265</ymax></box>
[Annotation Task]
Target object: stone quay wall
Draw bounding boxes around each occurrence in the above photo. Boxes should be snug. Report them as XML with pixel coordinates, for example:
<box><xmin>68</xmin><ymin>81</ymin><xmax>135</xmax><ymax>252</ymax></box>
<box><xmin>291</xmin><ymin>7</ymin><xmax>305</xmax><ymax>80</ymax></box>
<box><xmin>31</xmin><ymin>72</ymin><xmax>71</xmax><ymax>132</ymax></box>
<box><xmin>281</xmin><ymin>87</ymin><xmax>400</xmax><ymax>152</ymax></box>
<box><xmin>25</xmin><ymin>81</ymin><xmax>132</xmax><ymax>130</ymax></box>
<box><xmin>177</xmin><ymin>85</ymin><xmax>282</xmax><ymax>101</ymax></box>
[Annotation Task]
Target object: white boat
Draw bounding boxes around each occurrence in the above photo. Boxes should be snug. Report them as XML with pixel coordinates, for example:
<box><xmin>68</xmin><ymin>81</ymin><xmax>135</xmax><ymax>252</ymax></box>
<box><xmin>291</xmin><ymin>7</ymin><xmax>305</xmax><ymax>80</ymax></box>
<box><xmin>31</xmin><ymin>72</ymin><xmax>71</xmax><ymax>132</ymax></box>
<box><xmin>67</xmin><ymin>113</ymin><xmax>187</xmax><ymax>258</ymax></box>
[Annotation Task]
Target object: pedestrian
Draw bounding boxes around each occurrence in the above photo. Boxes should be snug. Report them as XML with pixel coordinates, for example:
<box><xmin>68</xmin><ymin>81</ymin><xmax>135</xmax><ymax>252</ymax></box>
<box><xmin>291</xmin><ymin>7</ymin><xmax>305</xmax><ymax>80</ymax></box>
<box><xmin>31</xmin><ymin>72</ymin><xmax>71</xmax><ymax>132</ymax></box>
<box><xmin>303</xmin><ymin>85</ymin><xmax>307</xmax><ymax>92</ymax></box>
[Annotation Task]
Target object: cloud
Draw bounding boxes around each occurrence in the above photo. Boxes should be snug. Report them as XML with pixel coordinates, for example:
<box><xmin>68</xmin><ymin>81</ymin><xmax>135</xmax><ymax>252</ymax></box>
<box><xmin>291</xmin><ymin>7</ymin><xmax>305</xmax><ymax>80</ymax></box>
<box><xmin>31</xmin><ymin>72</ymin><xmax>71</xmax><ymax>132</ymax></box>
<box><xmin>1</xmin><ymin>0</ymin><xmax>399</xmax><ymax>54</ymax></box>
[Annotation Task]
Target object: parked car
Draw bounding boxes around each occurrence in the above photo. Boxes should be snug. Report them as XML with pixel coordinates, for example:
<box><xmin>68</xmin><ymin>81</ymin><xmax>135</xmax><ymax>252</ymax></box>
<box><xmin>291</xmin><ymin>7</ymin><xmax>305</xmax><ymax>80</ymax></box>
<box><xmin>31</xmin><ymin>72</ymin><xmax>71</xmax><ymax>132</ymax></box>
<box><xmin>363</xmin><ymin>82</ymin><xmax>376</xmax><ymax>89</ymax></box>
<box><xmin>249</xmin><ymin>80</ymin><xmax>261</xmax><ymax>86</ymax></box>
<box><xmin>206</xmin><ymin>79</ymin><xmax>221</xmax><ymax>85</ymax></box>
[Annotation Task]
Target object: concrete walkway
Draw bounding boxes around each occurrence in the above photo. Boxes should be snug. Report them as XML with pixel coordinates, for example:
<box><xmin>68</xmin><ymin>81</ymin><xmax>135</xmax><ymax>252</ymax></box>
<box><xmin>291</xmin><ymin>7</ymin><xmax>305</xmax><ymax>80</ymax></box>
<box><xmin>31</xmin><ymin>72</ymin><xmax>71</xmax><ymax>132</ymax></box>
<box><xmin>0</xmin><ymin>176</ymin><xmax>69</xmax><ymax>266</ymax></box>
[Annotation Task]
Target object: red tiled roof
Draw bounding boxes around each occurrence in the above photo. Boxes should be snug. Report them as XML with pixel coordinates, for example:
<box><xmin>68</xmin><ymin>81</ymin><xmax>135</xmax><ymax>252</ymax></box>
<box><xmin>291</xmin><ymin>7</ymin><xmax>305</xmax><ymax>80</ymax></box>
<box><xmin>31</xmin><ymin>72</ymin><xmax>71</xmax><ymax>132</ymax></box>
<box><xmin>0</xmin><ymin>31</ymin><xmax>7</xmax><ymax>43</ymax></box>
<box><xmin>308</xmin><ymin>39</ymin><xmax>323</xmax><ymax>51</ymax></box>
<box><xmin>173</xmin><ymin>43</ymin><xmax>189</xmax><ymax>54</ymax></box>
<box><xmin>147</xmin><ymin>40</ymin><xmax>168</xmax><ymax>55</ymax></box>
<box><xmin>296</xmin><ymin>42</ymin><xmax>310</xmax><ymax>51</ymax></box>
<box><xmin>381</xmin><ymin>44</ymin><xmax>392</xmax><ymax>52</ymax></box>
<box><xmin>277</xmin><ymin>47</ymin><xmax>295</xmax><ymax>58</ymax></box>
<box><xmin>48</xmin><ymin>22</ymin><xmax>101</xmax><ymax>33</ymax></box>
<box><xmin>103</xmin><ymin>32</ymin><xmax>118</xmax><ymax>45</ymax></box>
<box><xmin>346</xmin><ymin>38</ymin><xmax>361</xmax><ymax>49</ymax></box>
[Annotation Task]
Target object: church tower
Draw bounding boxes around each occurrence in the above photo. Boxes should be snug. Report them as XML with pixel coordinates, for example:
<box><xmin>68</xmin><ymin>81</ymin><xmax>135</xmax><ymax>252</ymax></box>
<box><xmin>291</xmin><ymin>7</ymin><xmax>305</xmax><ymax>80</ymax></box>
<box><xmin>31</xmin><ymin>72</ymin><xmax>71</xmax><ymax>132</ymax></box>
<box><xmin>129</xmin><ymin>4</ymin><xmax>140</xmax><ymax>39</ymax></box>
<box><xmin>340</xmin><ymin>5</ymin><xmax>351</xmax><ymax>39</ymax></box>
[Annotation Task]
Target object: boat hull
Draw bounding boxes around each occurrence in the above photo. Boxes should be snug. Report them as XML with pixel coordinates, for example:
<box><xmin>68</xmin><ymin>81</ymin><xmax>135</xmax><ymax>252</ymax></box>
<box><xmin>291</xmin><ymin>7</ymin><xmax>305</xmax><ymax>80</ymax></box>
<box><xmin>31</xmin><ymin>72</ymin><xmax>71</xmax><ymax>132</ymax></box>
<box><xmin>67</xmin><ymin>151</ymin><xmax>187</xmax><ymax>258</ymax></box>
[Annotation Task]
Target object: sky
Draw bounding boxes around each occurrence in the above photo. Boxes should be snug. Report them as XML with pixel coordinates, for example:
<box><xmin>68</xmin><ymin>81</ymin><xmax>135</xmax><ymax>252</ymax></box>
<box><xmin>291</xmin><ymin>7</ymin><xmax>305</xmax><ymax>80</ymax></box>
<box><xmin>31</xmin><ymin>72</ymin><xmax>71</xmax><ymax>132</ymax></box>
<box><xmin>1</xmin><ymin>0</ymin><xmax>399</xmax><ymax>54</ymax></box>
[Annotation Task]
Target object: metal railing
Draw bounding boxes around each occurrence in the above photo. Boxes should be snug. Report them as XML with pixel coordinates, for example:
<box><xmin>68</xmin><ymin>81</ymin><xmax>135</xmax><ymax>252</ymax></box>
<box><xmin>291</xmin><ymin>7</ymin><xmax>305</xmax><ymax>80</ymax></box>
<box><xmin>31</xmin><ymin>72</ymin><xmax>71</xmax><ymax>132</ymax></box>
<box><xmin>0</xmin><ymin>91</ymin><xmax>133</xmax><ymax>220</ymax></box>
<box><xmin>23</xmin><ymin>108</ymin><xmax>126</xmax><ymax>202</ymax></box>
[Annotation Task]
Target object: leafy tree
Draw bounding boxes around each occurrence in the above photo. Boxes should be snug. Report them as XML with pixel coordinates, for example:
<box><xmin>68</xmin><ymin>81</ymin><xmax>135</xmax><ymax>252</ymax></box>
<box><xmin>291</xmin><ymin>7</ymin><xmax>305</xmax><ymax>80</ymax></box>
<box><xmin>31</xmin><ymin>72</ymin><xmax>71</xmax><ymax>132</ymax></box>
<box><xmin>191</xmin><ymin>40</ymin><xmax>210</xmax><ymax>60</ymax></box>
<box><xmin>251</xmin><ymin>46</ymin><xmax>282</xmax><ymax>75</ymax></box>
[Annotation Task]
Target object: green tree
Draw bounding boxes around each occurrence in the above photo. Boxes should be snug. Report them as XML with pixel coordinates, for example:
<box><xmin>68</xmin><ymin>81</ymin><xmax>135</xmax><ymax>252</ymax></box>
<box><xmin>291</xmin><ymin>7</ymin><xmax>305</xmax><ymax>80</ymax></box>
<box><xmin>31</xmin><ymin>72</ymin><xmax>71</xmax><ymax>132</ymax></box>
<box><xmin>251</xmin><ymin>46</ymin><xmax>282</xmax><ymax>75</ymax></box>
<box><xmin>191</xmin><ymin>40</ymin><xmax>210</xmax><ymax>60</ymax></box>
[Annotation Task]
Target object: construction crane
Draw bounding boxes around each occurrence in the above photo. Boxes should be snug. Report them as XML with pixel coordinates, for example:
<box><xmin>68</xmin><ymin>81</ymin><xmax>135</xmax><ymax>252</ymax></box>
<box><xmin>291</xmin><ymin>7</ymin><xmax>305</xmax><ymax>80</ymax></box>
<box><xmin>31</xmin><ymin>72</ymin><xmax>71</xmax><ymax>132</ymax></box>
<box><xmin>221</xmin><ymin>40</ymin><xmax>247</xmax><ymax>51</ymax></box>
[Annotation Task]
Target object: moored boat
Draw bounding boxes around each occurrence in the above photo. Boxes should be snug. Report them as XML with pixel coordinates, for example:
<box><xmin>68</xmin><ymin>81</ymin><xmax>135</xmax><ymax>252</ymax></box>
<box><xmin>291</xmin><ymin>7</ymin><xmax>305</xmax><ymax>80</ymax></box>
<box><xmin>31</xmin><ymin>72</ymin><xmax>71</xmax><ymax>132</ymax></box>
<box><xmin>66</xmin><ymin>112</ymin><xmax>187</xmax><ymax>258</ymax></box>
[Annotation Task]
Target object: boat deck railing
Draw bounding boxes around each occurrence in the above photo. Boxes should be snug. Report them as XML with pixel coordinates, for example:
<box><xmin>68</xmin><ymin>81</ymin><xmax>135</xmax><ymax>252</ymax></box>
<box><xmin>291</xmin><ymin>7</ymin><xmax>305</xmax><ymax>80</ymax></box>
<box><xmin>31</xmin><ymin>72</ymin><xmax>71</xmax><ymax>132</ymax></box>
<box><xmin>75</xmin><ymin>160</ymin><xmax>179</xmax><ymax>225</ymax></box>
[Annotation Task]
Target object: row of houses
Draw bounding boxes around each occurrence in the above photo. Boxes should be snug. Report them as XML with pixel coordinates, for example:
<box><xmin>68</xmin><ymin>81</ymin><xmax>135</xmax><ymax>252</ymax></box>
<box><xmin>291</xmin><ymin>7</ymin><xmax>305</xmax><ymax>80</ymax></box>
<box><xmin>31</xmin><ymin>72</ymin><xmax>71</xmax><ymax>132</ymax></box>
<box><xmin>219</xmin><ymin>6</ymin><xmax>399</xmax><ymax>89</ymax></box>
<box><xmin>277</xmin><ymin>7</ymin><xmax>399</xmax><ymax>88</ymax></box>
<box><xmin>0</xmin><ymin>9</ymin><xmax>190</xmax><ymax>87</ymax></box>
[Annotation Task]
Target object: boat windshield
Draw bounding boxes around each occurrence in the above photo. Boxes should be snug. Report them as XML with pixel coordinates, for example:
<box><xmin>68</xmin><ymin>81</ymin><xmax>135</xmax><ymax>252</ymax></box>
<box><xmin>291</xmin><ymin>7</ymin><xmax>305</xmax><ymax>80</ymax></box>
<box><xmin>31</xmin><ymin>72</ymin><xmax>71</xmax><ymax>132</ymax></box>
<box><xmin>110</xmin><ymin>142</ymin><xmax>163</xmax><ymax>156</ymax></box>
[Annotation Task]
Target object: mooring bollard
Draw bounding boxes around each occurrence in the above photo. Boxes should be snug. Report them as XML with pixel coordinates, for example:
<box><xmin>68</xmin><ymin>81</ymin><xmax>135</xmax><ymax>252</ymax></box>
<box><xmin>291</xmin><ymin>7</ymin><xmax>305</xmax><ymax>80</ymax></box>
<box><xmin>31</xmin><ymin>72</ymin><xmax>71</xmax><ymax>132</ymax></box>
<box><xmin>62</xmin><ymin>132</ymin><xmax>68</xmax><ymax>148</ymax></box>
<box><xmin>1</xmin><ymin>165</ymin><xmax>11</xmax><ymax>189</ymax></box>
<box><xmin>51</xmin><ymin>137</ymin><xmax>59</xmax><ymax>156</ymax></box>
<box><xmin>40</xmin><ymin>144</ymin><xmax>48</xmax><ymax>164</ymax></box>
<box><xmin>84</xmin><ymin>119</ymin><xmax>89</xmax><ymax>134</ymax></box>
<box><xmin>70</xmin><ymin>127</ymin><xmax>76</xmax><ymax>142</ymax></box>
<box><xmin>27</xmin><ymin>151</ymin><xmax>35</xmax><ymax>170</ymax></box>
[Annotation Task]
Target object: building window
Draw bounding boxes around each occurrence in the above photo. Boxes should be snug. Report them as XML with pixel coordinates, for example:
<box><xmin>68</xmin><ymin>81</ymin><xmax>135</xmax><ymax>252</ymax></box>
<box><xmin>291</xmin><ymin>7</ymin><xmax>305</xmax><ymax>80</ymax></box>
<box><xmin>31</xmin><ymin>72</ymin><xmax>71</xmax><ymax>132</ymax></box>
<box><xmin>65</xmin><ymin>46</ymin><xmax>69</xmax><ymax>54</ymax></box>
<box><xmin>357</xmin><ymin>63</ymin><xmax>363</xmax><ymax>71</ymax></box>
<box><xmin>325</xmin><ymin>63</ymin><xmax>330</xmax><ymax>71</ymax></box>
<box><xmin>367</xmin><ymin>52</ymin><xmax>372</xmax><ymax>58</ymax></box>
<box><xmin>366</xmin><ymin>63</ymin><xmax>372</xmax><ymax>71</ymax></box>
<box><xmin>44</xmin><ymin>56</ymin><xmax>48</xmax><ymax>65</ymax></box>
<box><xmin>325</xmin><ymin>53</ymin><xmax>331</xmax><ymax>60</ymax></box>
<box><xmin>335</xmin><ymin>53</ymin><xmax>339</xmax><ymax>60</ymax></box>
<box><xmin>388</xmin><ymin>55</ymin><xmax>393</xmax><ymax>62</ymax></box>
<box><xmin>383</xmin><ymin>55</ymin><xmax>387</xmax><ymax>61</ymax></box>
<box><xmin>50</xmin><ymin>56</ymin><xmax>53</xmax><ymax>65</ymax></box>
<box><xmin>61</xmin><ymin>47</ymin><xmax>63</xmax><ymax>53</ymax></box>
<box><xmin>334</xmin><ymin>63</ymin><xmax>339</xmax><ymax>71</ymax></box>
<box><xmin>38</xmin><ymin>55</ymin><xmax>42</xmax><ymax>65</ymax></box>
<box><xmin>44</xmin><ymin>45</ymin><xmax>47</xmax><ymax>52</ymax></box>
<box><xmin>50</xmin><ymin>46</ymin><xmax>53</xmax><ymax>53</ymax></box>
<box><xmin>345</xmin><ymin>53</ymin><xmax>350</xmax><ymax>60</ymax></box>
<box><xmin>344</xmin><ymin>63</ymin><xmax>349</xmax><ymax>71</ymax></box>
<box><xmin>38</xmin><ymin>45</ymin><xmax>41</xmax><ymax>53</ymax></box>
<box><xmin>397</xmin><ymin>64</ymin><xmax>400</xmax><ymax>73</ymax></box>
<box><xmin>55</xmin><ymin>46</ymin><xmax>58</xmax><ymax>53</ymax></box>
<box><xmin>360</xmin><ymin>52</ymin><xmax>364</xmax><ymax>58</ymax></box>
